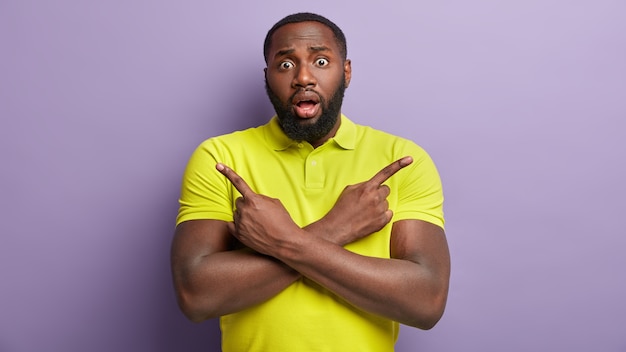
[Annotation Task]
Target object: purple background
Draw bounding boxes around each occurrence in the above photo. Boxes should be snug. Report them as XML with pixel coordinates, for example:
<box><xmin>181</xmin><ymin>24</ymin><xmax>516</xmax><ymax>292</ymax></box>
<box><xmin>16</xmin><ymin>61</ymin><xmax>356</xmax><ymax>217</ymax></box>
<box><xmin>1</xmin><ymin>1</ymin><xmax>625</xmax><ymax>351</ymax></box>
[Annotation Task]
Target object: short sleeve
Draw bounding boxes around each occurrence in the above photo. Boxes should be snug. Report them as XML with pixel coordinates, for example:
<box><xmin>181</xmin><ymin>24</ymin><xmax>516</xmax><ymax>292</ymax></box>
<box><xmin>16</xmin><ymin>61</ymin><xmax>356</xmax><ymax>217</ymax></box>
<box><xmin>176</xmin><ymin>139</ymin><xmax>234</xmax><ymax>225</ymax></box>
<box><xmin>392</xmin><ymin>142</ymin><xmax>445</xmax><ymax>229</ymax></box>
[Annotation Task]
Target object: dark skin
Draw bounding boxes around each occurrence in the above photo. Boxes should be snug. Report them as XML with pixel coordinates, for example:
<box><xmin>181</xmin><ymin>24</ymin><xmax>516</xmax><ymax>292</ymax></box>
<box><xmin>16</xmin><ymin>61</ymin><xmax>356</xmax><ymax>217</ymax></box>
<box><xmin>170</xmin><ymin>21</ymin><xmax>451</xmax><ymax>329</ymax></box>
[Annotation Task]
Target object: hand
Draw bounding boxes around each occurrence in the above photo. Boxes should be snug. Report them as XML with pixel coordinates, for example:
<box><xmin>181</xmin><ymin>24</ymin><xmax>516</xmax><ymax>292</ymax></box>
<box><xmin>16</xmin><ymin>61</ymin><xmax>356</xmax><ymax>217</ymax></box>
<box><xmin>216</xmin><ymin>163</ymin><xmax>301</xmax><ymax>257</ymax></box>
<box><xmin>311</xmin><ymin>156</ymin><xmax>413</xmax><ymax>246</ymax></box>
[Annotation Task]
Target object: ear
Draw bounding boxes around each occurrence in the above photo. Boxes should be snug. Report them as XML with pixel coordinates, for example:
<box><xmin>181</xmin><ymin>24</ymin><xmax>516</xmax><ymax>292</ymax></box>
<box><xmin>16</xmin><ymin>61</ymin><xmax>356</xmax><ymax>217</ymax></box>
<box><xmin>343</xmin><ymin>59</ymin><xmax>352</xmax><ymax>88</ymax></box>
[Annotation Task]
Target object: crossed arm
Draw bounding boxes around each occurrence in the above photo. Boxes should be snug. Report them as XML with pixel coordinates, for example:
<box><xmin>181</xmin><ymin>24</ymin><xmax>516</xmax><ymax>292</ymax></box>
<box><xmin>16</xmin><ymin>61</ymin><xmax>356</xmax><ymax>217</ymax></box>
<box><xmin>170</xmin><ymin>157</ymin><xmax>450</xmax><ymax>329</ymax></box>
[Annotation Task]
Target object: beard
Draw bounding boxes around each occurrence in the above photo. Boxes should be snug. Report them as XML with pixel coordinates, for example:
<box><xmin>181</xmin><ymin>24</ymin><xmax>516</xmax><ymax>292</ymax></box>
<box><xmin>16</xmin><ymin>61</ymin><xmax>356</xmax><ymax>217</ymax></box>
<box><xmin>265</xmin><ymin>76</ymin><xmax>346</xmax><ymax>144</ymax></box>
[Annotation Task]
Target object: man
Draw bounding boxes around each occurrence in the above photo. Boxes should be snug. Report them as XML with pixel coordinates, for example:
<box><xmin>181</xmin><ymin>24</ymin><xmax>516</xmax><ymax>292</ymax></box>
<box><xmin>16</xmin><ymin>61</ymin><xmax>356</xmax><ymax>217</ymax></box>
<box><xmin>171</xmin><ymin>12</ymin><xmax>450</xmax><ymax>352</ymax></box>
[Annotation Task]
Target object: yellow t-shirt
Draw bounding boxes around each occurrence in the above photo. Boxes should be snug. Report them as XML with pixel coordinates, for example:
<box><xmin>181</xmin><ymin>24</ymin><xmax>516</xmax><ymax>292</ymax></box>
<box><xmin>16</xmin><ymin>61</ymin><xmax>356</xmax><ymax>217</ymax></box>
<box><xmin>177</xmin><ymin>115</ymin><xmax>444</xmax><ymax>352</ymax></box>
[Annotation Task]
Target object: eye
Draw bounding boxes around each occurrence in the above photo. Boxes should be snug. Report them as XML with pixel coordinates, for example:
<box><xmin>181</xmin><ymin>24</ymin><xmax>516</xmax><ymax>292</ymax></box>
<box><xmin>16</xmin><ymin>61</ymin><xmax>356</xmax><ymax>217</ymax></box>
<box><xmin>315</xmin><ymin>58</ymin><xmax>329</xmax><ymax>67</ymax></box>
<box><xmin>279</xmin><ymin>61</ymin><xmax>294</xmax><ymax>70</ymax></box>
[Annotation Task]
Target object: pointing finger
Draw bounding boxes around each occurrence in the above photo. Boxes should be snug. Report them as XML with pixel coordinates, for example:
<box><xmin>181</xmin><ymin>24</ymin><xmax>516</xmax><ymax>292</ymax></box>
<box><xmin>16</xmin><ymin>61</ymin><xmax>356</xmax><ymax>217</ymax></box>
<box><xmin>368</xmin><ymin>156</ymin><xmax>413</xmax><ymax>186</ymax></box>
<box><xmin>216</xmin><ymin>163</ymin><xmax>255</xmax><ymax>198</ymax></box>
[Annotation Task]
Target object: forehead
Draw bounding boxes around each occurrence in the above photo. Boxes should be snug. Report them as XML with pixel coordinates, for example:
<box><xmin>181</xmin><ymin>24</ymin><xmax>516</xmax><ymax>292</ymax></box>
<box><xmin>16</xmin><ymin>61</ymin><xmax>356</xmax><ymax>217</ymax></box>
<box><xmin>268</xmin><ymin>21</ymin><xmax>339</xmax><ymax>57</ymax></box>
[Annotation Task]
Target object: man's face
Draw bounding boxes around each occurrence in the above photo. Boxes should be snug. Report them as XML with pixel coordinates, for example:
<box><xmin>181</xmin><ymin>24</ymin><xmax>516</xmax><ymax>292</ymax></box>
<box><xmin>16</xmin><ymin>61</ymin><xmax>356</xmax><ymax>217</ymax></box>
<box><xmin>264</xmin><ymin>21</ymin><xmax>351</xmax><ymax>147</ymax></box>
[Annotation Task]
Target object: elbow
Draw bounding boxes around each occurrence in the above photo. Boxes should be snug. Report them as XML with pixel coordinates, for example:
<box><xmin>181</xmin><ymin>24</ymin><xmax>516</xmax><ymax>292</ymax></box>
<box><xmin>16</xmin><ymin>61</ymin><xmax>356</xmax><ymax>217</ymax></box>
<box><xmin>181</xmin><ymin>306</ymin><xmax>210</xmax><ymax>324</ymax></box>
<box><xmin>175</xmin><ymin>287</ymin><xmax>220</xmax><ymax>323</ymax></box>
<box><xmin>414</xmin><ymin>309</ymin><xmax>444</xmax><ymax>330</ymax></box>
<box><xmin>406</xmin><ymin>290</ymin><xmax>448</xmax><ymax>330</ymax></box>
<box><xmin>182</xmin><ymin>311</ymin><xmax>206</xmax><ymax>324</ymax></box>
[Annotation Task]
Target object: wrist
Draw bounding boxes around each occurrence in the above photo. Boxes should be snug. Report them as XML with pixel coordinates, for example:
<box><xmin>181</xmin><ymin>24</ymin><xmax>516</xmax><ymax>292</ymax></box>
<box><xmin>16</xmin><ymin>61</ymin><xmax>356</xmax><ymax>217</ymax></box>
<box><xmin>305</xmin><ymin>216</ymin><xmax>348</xmax><ymax>246</ymax></box>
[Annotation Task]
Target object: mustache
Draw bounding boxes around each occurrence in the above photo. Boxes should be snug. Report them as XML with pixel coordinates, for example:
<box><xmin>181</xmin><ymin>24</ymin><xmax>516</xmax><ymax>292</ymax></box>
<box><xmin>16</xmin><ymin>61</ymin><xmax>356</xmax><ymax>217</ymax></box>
<box><xmin>264</xmin><ymin>78</ymin><xmax>323</xmax><ymax>108</ymax></box>
<box><xmin>290</xmin><ymin>88</ymin><xmax>322</xmax><ymax>106</ymax></box>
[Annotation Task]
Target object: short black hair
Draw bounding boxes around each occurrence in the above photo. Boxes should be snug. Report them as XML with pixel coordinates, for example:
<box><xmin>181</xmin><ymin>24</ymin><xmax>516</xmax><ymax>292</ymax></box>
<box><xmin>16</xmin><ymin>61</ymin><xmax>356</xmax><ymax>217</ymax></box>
<box><xmin>263</xmin><ymin>12</ymin><xmax>347</xmax><ymax>64</ymax></box>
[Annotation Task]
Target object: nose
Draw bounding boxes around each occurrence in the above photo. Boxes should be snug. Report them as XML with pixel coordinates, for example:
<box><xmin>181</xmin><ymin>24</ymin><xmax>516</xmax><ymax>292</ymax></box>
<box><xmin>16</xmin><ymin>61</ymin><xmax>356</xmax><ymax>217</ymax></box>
<box><xmin>292</xmin><ymin>64</ymin><xmax>316</xmax><ymax>88</ymax></box>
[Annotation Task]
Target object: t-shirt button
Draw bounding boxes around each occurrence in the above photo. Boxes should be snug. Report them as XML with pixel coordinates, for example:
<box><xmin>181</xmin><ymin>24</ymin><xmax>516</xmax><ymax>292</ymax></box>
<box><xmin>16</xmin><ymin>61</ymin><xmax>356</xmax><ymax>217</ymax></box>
<box><xmin>311</xmin><ymin>160</ymin><xmax>317</xmax><ymax>166</ymax></box>
<box><xmin>297</xmin><ymin>143</ymin><xmax>304</xmax><ymax>148</ymax></box>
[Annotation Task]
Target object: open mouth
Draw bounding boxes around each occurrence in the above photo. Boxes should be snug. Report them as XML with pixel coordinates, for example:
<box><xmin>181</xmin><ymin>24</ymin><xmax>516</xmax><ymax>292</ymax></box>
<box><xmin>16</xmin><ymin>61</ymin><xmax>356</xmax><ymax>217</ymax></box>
<box><xmin>294</xmin><ymin>100</ymin><xmax>319</xmax><ymax>118</ymax></box>
<box><xmin>297</xmin><ymin>100</ymin><xmax>317</xmax><ymax>109</ymax></box>
<box><xmin>292</xmin><ymin>92</ymin><xmax>320</xmax><ymax>118</ymax></box>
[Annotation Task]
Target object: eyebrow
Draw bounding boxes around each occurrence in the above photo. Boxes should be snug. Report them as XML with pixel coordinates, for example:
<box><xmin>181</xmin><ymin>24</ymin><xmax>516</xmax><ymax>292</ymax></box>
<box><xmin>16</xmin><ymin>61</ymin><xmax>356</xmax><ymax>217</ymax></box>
<box><xmin>273</xmin><ymin>45</ymin><xmax>331</xmax><ymax>59</ymax></box>
<box><xmin>275</xmin><ymin>48</ymin><xmax>295</xmax><ymax>58</ymax></box>
<box><xmin>309</xmin><ymin>45</ymin><xmax>330</xmax><ymax>53</ymax></box>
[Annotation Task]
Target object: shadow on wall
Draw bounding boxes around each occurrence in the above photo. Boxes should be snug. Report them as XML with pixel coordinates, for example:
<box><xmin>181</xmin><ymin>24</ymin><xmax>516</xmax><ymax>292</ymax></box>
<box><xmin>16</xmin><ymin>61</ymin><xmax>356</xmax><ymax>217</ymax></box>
<box><xmin>155</xmin><ymin>73</ymin><xmax>273</xmax><ymax>351</ymax></box>
<box><xmin>152</xmin><ymin>186</ymin><xmax>222</xmax><ymax>351</ymax></box>
<box><xmin>190</xmin><ymin>64</ymin><xmax>275</xmax><ymax>140</ymax></box>
<box><xmin>232</xmin><ymin>66</ymin><xmax>276</xmax><ymax>133</ymax></box>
